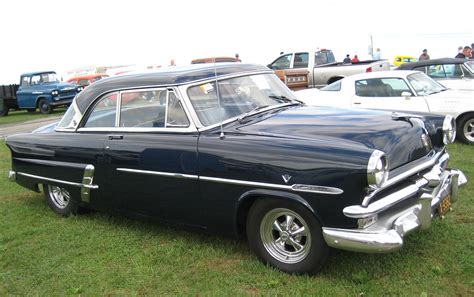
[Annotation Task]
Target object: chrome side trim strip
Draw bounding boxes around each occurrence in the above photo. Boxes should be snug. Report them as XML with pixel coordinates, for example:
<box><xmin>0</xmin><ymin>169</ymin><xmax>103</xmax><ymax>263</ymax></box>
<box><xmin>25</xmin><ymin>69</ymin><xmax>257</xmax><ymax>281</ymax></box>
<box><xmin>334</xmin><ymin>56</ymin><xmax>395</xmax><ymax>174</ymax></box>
<box><xmin>362</xmin><ymin>150</ymin><xmax>445</xmax><ymax>206</ymax></box>
<box><xmin>116</xmin><ymin>168</ymin><xmax>199</xmax><ymax>180</ymax></box>
<box><xmin>16</xmin><ymin>172</ymin><xmax>99</xmax><ymax>190</ymax></box>
<box><xmin>8</xmin><ymin>170</ymin><xmax>16</xmax><ymax>182</ymax></box>
<box><xmin>116</xmin><ymin>168</ymin><xmax>343</xmax><ymax>195</ymax></box>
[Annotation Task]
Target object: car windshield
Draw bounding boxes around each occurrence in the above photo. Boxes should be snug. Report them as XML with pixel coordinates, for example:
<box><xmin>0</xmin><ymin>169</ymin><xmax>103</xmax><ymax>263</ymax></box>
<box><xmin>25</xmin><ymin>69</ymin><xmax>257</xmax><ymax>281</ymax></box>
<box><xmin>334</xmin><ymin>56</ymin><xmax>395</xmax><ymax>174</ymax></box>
<box><xmin>465</xmin><ymin>61</ymin><xmax>474</xmax><ymax>73</ymax></box>
<box><xmin>187</xmin><ymin>74</ymin><xmax>298</xmax><ymax>126</ymax></box>
<box><xmin>407</xmin><ymin>72</ymin><xmax>446</xmax><ymax>95</ymax></box>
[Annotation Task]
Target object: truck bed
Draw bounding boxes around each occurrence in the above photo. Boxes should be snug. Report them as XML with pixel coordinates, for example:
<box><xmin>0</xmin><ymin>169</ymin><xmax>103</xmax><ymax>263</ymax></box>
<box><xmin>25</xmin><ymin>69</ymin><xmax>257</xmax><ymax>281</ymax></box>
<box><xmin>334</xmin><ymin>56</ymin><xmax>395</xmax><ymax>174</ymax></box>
<box><xmin>0</xmin><ymin>84</ymin><xmax>20</xmax><ymax>110</ymax></box>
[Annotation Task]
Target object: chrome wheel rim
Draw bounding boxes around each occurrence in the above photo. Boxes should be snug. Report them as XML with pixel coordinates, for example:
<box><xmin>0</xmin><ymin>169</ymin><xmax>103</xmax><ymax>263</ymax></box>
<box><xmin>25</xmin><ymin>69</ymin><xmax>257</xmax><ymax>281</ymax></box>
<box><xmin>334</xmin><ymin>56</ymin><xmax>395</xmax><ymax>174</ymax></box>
<box><xmin>48</xmin><ymin>185</ymin><xmax>70</xmax><ymax>209</ymax></box>
<box><xmin>260</xmin><ymin>208</ymin><xmax>311</xmax><ymax>264</ymax></box>
<box><xmin>463</xmin><ymin>118</ymin><xmax>474</xmax><ymax>142</ymax></box>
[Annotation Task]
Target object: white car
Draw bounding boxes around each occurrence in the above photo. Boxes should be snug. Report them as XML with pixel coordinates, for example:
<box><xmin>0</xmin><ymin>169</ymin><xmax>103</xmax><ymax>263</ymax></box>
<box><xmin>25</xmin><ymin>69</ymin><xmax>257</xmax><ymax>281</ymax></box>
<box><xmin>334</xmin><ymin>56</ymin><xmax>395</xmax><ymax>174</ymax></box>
<box><xmin>296</xmin><ymin>70</ymin><xmax>474</xmax><ymax>144</ymax></box>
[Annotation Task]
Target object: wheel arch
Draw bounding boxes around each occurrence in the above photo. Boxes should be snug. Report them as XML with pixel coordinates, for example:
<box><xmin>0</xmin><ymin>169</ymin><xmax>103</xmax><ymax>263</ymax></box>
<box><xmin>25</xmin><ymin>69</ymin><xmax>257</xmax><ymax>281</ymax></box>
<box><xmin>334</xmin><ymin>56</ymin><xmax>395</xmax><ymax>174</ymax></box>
<box><xmin>234</xmin><ymin>189</ymin><xmax>321</xmax><ymax>237</ymax></box>
<box><xmin>35</xmin><ymin>96</ymin><xmax>50</xmax><ymax>108</ymax></box>
<box><xmin>455</xmin><ymin>111</ymin><xmax>474</xmax><ymax>123</ymax></box>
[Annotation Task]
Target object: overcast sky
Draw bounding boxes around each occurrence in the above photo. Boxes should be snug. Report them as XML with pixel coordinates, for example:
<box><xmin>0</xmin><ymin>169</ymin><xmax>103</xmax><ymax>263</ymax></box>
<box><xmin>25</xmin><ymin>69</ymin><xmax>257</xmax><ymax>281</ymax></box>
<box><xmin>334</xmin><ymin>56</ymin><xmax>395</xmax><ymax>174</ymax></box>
<box><xmin>0</xmin><ymin>0</ymin><xmax>472</xmax><ymax>83</ymax></box>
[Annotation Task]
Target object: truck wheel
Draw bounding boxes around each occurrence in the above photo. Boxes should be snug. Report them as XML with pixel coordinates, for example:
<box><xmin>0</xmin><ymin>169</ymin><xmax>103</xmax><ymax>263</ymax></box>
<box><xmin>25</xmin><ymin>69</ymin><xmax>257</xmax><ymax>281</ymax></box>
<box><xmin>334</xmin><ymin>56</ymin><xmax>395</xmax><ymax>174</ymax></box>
<box><xmin>457</xmin><ymin>114</ymin><xmax>474</xmax><ymax>145</ymax></box>
<box><xmin>38</xmin><ymin>99</ymin><xmax>52</xmax><ymax>114</ymax></box>
<box><xmin>246</xmin><ymin>198</ymin><xmax>329</xmax><ymax>274</ymax></box>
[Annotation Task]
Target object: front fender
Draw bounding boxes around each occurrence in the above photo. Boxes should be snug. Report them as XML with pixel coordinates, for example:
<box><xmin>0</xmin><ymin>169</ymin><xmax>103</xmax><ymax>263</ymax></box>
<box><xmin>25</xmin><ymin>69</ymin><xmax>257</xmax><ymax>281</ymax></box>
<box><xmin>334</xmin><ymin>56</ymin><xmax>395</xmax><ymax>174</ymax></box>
<box><xmin>234</xmin><ymin>189</ymin><xmax>321</xmax><ymax>236</ymax></box>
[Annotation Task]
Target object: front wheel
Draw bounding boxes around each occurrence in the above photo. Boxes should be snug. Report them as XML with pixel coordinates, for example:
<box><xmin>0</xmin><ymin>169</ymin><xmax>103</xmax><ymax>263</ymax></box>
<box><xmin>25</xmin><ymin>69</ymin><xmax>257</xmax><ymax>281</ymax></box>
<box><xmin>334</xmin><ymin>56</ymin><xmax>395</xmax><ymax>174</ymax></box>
<box><xmin>43</xmin><ymin>184</ymin><xmax>78</xmax><ymax>216</ymax></box>
<box><xmin>457</xmin><ymin>114</ymin><xmax>474</xmax><ymax>145</ymax></box>
<box><xmin>246</xmin><ymin>198</ymin><xmax>329</xmax><ymax>274</ymax></box>
<box><xmin>38</xmin><ymin>99</ymin><xmax>52</xmax><ymax>114</ymax></box>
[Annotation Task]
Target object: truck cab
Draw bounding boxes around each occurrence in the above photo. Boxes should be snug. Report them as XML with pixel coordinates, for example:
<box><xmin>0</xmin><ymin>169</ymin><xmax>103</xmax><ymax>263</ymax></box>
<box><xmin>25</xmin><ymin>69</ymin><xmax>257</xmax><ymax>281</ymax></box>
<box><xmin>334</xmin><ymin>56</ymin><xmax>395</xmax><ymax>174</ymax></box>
<box><xmin>17</xmin><ymin>71</ymin><xmax>83</xmax><ymax>114</ymax></box>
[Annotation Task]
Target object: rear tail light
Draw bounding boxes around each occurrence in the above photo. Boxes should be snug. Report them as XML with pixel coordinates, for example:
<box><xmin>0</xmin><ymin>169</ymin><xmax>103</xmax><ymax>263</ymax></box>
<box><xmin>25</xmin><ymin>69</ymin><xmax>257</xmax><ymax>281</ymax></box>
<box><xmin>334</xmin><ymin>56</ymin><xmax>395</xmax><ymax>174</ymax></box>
<box><xmin>366</xmin><ymin>67</ymin><xmax>373</xmax><ymax>72</ymax></box>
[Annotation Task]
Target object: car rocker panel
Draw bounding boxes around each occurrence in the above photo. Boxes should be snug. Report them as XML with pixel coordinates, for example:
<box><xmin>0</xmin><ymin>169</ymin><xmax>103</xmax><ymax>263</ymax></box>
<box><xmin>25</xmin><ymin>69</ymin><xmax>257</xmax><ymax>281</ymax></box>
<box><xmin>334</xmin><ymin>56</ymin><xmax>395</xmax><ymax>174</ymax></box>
<box><xmin>6</xmin><ymin>63</ymin><xmax>467</xmax><ymax>274</ymax></box>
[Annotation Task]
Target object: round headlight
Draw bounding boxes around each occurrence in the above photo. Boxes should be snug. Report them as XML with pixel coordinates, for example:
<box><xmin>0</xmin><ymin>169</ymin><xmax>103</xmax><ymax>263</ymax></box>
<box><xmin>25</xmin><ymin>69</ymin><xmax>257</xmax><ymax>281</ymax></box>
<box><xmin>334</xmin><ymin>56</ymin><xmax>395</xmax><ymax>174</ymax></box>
<box><xmin>367</xmin><ymin>150</ymin><xmax>389</xmax><ymax>188</ymax></box>
<box><xmin>51</xmin><ymin>90</ymin><xmax>59</xmax><ymax>96</ymax></box>
<box><xmin>77</xmin><ymin>87</ymin><xmax>83</xmax><ymax>92</ymax></box>
<box><xmin>442</xmin><ymin>115</ymin><xmax>456</xmax><ymax>144</ymax></box>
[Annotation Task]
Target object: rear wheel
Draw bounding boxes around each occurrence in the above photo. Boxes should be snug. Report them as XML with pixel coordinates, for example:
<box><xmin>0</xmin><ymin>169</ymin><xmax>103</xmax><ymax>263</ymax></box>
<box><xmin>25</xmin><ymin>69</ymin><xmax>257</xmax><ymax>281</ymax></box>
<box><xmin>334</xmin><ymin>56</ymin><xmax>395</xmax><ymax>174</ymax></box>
<box><xmin>246</xmin><ymin>198</ymin><xmax>329</xmax><ymax>274</ymax></box>
<box><xmin>43</xmin><ymin>184</ymin><xmax>78</xmax><ymax>216</ymax></box>
<box><xmin>457</xmin><ymin>114</ymin><xmax>474</xmax><ymax>145</ymax></box>
<box><xmin>38</xmin><ymin>99</ymin><xmax>52</xmax><ymax>114</ymax></box>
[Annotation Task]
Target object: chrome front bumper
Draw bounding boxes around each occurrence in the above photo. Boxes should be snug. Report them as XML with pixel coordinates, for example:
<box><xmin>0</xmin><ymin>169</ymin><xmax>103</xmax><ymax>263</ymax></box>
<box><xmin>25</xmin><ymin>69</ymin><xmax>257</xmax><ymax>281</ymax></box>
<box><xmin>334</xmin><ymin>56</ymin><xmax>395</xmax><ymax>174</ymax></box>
<box><xmin>322</xmin><ymin>167</ymin><xmax>467</xmax><ymax>253</ymax></box>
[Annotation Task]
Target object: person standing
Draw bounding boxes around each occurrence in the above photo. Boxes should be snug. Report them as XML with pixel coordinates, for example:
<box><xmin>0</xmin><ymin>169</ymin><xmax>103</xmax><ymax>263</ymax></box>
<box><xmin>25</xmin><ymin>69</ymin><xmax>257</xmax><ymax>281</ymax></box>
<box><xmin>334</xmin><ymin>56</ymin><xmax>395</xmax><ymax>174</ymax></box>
<box><xmin>169</xmin><ymin>59</ymin><xmax>176</xmax><ymax>66</ymax></box>
<box><xmin>373</xmin><ymin>48</ymin><xmax>381</xmax><ymax>60</ymax></box>
<box><xmin>456</xmin><ymin>46</ymin><xmax>472</xmax><ymax>59</ymax></box>
<box><xmin>351</xmin><ymin>55</ymin><xmax>360</xmax><ymax>63</ymax></box>
<box><xmin>419</xmin><ymin>49</ymin><xmax>430</xmax><ymax>61</ymax></box>
<box><xmin>343</xmin><ymin>54</ymin><xmax>351</xmax><ymax>64</ymax></box>
<box><xmin>235</xmin><ymin>53</ymin><xmax>241</xmax><ymax>62</ymax></box>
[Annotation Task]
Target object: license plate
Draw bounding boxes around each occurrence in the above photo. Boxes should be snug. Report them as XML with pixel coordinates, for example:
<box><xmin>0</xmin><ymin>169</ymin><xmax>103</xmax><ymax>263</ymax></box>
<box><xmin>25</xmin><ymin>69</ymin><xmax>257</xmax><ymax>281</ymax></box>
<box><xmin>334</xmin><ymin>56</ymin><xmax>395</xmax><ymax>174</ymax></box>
<box><xmin>438</xmin><ymin>195</ymin><xmax>452</xmax><ymax>218</ymax></box>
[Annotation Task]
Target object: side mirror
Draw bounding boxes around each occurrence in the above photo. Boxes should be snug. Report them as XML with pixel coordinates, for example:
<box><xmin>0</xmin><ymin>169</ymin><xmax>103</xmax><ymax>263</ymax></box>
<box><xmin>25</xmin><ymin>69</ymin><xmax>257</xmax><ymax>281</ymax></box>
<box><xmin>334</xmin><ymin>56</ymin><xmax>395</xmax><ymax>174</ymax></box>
<box><xmin>267</xmin><ymin>64</ymin><xmax>273</xmax><ymax>69</ymax></box>
<box><xmin>401</xmin><ymin>91</ymin><xmax>411</xmax><ymax>100</ymax></box>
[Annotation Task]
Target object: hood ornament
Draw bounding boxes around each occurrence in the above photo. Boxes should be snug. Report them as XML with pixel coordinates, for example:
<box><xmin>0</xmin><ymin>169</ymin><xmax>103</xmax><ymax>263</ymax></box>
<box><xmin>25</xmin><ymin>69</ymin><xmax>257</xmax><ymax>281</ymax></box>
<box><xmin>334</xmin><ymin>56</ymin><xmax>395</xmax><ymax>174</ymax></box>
<box><xmin>282</xmin><ymin>174</ymin><xmax>292</xmax><ymax>184</ymax></box>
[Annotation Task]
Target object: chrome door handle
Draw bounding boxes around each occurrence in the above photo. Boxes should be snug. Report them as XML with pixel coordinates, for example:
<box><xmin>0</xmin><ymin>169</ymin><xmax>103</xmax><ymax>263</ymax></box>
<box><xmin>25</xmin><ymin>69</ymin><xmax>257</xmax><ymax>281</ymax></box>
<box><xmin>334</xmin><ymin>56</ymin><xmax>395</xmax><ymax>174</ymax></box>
<box><xmin>108</xmin><ymin>135</ymin><xmax>123</xmax><ymax>140</ymax></box>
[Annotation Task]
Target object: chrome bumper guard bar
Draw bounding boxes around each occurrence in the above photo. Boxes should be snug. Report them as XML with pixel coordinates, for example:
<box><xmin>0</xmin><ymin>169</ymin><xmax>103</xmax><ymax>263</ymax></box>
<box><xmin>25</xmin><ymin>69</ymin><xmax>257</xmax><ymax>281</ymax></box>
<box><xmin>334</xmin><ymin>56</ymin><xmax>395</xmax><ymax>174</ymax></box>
<box><xmin>8</xmin><ymin>164</ymin><xmax>98</xmax><ymax>203</ymax></box>
<box><xmin>322</xmin><ymin>165</ymin><xmax>467</xmax><ymax>253</ymax></box>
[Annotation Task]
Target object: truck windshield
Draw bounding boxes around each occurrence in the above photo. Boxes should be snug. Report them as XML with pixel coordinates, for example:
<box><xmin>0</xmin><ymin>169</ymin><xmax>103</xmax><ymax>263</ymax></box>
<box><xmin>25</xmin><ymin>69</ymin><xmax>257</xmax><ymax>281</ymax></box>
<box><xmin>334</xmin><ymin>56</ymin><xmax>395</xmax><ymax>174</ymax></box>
<box><xmin>31</xmin><ymin>72</ymin><xmax>60</xmax><ymax>85</ymax></box>
<box><xmin>187</xmin><ymin>74</ymin><xmax>298</xmax><ymax>126</ymax></box>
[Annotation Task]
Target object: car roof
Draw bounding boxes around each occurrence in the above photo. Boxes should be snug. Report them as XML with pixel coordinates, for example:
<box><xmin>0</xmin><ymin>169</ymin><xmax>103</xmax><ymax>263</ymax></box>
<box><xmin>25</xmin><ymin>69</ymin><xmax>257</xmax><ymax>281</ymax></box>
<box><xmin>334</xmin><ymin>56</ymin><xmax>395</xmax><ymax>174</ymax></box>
<box><xmin>67</xmin><ymin>74</ymin><xmax>108</xmax><ymax>81</ymax></box>
<box><xmin>342</xmin><ymin>70</ymin><xmax>419</xmax><ymax>82</ymax></box>
<box><xmin>396</xmin><ymin>58</ymin><xmax>469</xmax><ymax>69</ymax></box>
<box><xmin>74</xmin><ymin>63</ymin><xmax>270</xmax><ymax>113</ymax></box>
<box><xmin>21</xmin><ymin>71</ymin><xmax>56</xmax><ymax>76</ymax></box>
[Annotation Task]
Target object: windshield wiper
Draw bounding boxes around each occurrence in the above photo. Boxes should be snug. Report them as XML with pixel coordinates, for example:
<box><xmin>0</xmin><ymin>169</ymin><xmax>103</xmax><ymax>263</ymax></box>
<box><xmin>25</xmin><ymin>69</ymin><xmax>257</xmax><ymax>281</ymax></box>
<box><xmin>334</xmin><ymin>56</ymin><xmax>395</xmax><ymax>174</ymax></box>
<box><xmin>269</xmin><ymin>95</ymin><xmax>303</xmax><ymax>104</ymax></box>
<box><xmin>237</xmin><ymin>105</ymin><xmax>269</xmax><ymax>123</ymax></box>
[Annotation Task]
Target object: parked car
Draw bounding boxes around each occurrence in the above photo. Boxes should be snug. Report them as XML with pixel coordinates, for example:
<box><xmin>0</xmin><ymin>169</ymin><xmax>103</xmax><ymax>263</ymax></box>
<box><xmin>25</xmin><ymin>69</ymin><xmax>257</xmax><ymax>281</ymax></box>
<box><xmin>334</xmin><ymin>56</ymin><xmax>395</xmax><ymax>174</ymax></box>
<box><xmin>6</xmin><ymin>64</ymin><xmax>466</xmax><ymax>274</ymax></box>
<box><xmin>67</xmin><ymin>74</ymin><xmax>109</xmax><ymax>88</ymax></box>
<box><xmin>392</xmin><ymin>55</ymin><xmax>417</xmax><ymax>67</ymax></box>
<box><xmin>267</xmin><ymin>49</ymin><xmax>390</xmax><ymax>89</ymax></box>
<box><xmin>296</xmin><ymin>70</ymin><xmax>474</xmax><ymax>144</ymax></box>
<box><xmin>0</xmin><ymin>71</ymin><xmax>82</xmax><ymax>116</ymax></box>
<box><xmin>396</xmin><ymin>58</ymin><xmax>474</xmax><ymax>91</ymax></box>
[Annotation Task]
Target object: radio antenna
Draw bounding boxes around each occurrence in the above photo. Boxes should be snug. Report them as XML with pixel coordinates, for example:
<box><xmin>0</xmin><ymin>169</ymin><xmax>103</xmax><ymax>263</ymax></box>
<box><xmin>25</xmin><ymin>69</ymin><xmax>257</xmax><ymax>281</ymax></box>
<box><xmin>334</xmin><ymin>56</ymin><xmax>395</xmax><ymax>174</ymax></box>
<box><xmin>214</xmin><ymin>58</ymin><xmax>225</xmax><ymax>140</ymax></box>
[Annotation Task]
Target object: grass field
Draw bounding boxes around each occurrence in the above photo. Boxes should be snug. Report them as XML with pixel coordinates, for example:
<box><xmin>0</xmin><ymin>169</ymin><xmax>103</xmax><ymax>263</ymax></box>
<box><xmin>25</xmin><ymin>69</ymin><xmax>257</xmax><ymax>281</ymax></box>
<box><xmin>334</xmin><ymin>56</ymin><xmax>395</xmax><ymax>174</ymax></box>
<box><xmin>0</xmin><ymin>143</ymin><xmax>472</xmax><ymax>296</ymax></box>
<box><xmin>0</xmin><ymin>109</ymin><xmax>65</xmax><ymax>126</ymax></box>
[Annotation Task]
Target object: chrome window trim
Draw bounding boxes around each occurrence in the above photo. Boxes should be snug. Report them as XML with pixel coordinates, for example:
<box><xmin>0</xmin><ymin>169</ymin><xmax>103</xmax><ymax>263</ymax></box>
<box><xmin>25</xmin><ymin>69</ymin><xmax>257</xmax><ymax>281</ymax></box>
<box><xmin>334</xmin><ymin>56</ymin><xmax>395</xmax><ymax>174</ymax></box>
<box><xmin>55</xmin><ymin>100</ymin><xmax>83</xmax><ymax>132</ymax></box>
<box><xmin>77</xmin><ymin>87</ymin><xmax>197</xmax><ymax>133</ymax></box>
<box><xmin>116</xmin><ymin>168</ymin><xmax>343</xmax><ymax>195</ymax></box>
<box><xmin>362</xmin><ymin>150</ymin><xmax>445</xmax><ymax>206</ymax></box>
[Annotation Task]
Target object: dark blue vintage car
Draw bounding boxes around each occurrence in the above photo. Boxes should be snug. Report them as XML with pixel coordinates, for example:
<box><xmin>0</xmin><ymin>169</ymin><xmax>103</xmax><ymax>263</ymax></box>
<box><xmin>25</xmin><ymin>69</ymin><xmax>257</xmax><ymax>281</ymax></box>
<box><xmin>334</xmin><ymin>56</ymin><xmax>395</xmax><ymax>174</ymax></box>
<box><xmin>6</xmin><ymin>64</ymin><xmax>467</xmax><ymax>274</ymax></box>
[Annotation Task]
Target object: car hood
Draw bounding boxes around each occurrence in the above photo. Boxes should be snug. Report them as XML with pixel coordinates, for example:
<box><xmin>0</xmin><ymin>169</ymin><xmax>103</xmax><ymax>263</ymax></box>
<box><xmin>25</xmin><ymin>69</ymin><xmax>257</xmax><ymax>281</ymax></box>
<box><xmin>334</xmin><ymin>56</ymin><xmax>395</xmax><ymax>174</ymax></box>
<box><xmin>41</xmin><ymin>82</ymin><xmax>79</xmax><ymax>92</ymax></box>
<box><xmin>234</xmin><ymin>105</ymin><xmax>431</xmax><ymax>170</ymax></box>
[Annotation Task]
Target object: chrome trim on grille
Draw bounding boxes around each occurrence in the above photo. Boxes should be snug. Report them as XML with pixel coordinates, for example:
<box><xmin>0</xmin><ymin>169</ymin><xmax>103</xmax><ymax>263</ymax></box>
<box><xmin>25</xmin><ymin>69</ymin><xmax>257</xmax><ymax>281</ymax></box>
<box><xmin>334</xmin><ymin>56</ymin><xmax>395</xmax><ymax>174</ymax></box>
<box><xmin>362</xmin><ymin>150</ymin><xmax>445</xmax><ymax>206</ymax></box>
<box><xmin>116</xmin><ymin>168</ymin><xmax>343</xmax><ymax>195</ymax></box>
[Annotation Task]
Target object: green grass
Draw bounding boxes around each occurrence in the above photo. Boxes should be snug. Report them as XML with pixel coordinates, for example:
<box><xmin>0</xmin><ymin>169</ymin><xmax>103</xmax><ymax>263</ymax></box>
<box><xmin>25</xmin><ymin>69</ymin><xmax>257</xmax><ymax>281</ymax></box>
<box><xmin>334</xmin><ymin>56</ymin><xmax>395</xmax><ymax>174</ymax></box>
<box><xmin>0</xmin><ymin>143</ymin><xmax>473</xmax><ymax>296</ymax></box>
<box><xmin>0</xmin><ymin>109</ymin><xmax>65</xmax><ymax>126</ymax></box>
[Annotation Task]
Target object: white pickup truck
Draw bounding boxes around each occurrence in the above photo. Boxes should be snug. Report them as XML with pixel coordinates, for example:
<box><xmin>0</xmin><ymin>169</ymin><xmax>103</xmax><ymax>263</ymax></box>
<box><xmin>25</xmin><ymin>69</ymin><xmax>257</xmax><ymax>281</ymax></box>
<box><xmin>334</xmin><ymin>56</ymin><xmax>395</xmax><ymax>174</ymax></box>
<box><xmin>268</xmin><ymin>49</ymin><xmax>390</xmax><ymax>89</ymax></box>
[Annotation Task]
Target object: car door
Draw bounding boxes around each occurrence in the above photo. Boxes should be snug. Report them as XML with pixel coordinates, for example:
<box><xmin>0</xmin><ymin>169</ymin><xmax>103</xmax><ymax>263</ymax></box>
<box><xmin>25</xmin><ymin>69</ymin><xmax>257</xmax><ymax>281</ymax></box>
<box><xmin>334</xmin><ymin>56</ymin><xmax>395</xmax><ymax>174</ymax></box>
<box><xmin>16</xmin><ymin>75</ymin><xmax>36</xmax><ymax>108</ymax></box>
<box><xmin>99</xmin><ymin>89</ymin><xmax>201</xmax><ymax>226</ymax></box>
<box><xmin>351</xmin><ymin>77</ymin><xmax>430</xmax><ymax>113</ymax></box>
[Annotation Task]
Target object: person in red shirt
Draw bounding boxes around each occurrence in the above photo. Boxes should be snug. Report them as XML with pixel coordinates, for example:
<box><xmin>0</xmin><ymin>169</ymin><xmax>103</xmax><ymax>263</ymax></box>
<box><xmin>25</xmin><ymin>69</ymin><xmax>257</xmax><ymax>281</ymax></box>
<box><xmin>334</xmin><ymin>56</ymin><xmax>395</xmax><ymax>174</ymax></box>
<box><xmin>351</xmin><ymin>55</ymin><xmax>360</xmax><ymax>63</ymax></box>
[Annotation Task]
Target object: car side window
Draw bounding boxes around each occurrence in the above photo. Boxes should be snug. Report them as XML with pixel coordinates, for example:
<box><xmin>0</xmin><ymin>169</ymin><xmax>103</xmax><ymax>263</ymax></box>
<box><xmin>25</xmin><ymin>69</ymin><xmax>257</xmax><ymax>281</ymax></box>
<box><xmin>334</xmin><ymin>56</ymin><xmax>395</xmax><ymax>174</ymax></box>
<box><xmin>427</xmin><ymin>65</ymin><xmax>446</xmax><ymax>78</ymax></box>
<box><xmin>443</xmin><ymin>64</ymin><xmax>463</xmax><ymax>78</ymax></box>
<box><xmin>21</xmin><ymin>76</ymin><xmax>29</xmax><ymax>86</ymax></box>
<box><xmin>355</xmin><ymin>78</ymin><xmax>411</xmax><ymax>97</ymax></box>
<box><xmin>120</xmin><ymin>90</ymin><xmax>166</xmax><ymax>128</ymax></box>
<box><xmin>270</xmin><ymin>54</ymin><xmax>292</xmax><ymax>70</ymax></box>
<box><xmin>413</xmin><ymin>66</ymin><xmax>427</xmax><ymax>74</ymax></box>
<box><xmin>293</xmin><ymin>53</ymin><xmax>309</xmax><ymax>68</ymax></box>
<box><xmin>166</xmin><ymin>92</ymin><xmax>190</xmax><ymax>127</ymax></box>
<box><xmin>84</xmin><ymin>92</ymin><xmax>118</xmax><ymax>128</ymax></box>
<box><xmin>315</xmin><ymin>51</ymin><xmax>329</xmax><ymax>65</ymax></box>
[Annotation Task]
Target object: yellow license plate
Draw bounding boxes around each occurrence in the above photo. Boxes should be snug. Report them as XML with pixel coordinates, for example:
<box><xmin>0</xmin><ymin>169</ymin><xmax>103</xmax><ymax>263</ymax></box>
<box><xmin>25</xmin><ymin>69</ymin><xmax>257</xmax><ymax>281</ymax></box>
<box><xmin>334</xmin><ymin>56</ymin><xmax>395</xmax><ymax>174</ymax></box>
<box><xmin>438</xmin><ymin>195</ymin><xmax>452</xmax><ymax>217</ymax></box>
